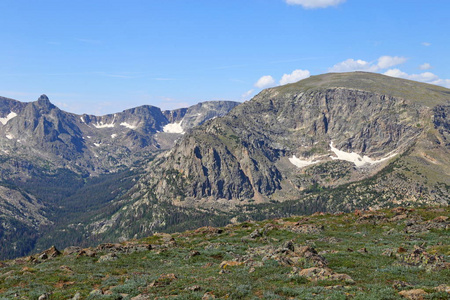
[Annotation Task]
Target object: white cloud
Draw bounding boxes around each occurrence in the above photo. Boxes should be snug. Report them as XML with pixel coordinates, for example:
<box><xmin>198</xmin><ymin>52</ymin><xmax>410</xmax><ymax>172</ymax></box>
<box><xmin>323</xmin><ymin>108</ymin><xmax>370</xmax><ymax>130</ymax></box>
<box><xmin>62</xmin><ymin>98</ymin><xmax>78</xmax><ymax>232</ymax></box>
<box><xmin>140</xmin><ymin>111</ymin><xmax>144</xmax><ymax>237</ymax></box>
<box><xmin>329</xmin><ymin>59</ymin><xmax>378</xmax><ymax>72</ymax></box>
<box><xmin>329</xmin><ymin>56</ymin><xmax>407</xmax><ymax>73</ymax></box>
<box><xmin>254</xmin><ymin>75</ymin><xmax>276</xmax><ymax>88</ymax></box>
<box><xmin>377</xmin><ymin>56</ymin><xmax>407</xmax><ymax>69</ymax></box>
<box><xmin>422</xmin><ymin>42</ymin><xmax>431</xmax><ymax>47</ymax></box>
<box><xmin>285</xmin><ymin>0</ymin><xmax>346</xmax><ymax>9</ymax></box>
<box><xmin>241</xmin><ymin>89</ymin><xmax>255</xmax><ymax>100</ymax></box>
<box><xmin>384</xmin><ymin>69</ymin><xmax>450</xmax><ymax>88</ymax></box>
<box><xmin>419</xmin><ymin>63</ymin><xmax>432</xmax><ymax>70</ymax></box>
<box><xmin>279</xmin><ymin>69</ymin><xmax>310</xmax><ymax>85</ymax></box>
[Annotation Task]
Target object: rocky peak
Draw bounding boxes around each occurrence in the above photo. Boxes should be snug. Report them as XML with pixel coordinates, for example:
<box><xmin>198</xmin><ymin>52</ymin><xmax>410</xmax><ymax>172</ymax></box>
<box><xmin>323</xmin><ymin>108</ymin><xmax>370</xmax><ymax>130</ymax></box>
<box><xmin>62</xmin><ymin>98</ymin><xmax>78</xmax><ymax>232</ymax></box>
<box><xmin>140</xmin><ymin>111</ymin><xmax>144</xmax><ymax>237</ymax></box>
<box><xmin>37</xmin><ymin>94</ymin><xmax>52</xmax><ymax>106</ymax></box>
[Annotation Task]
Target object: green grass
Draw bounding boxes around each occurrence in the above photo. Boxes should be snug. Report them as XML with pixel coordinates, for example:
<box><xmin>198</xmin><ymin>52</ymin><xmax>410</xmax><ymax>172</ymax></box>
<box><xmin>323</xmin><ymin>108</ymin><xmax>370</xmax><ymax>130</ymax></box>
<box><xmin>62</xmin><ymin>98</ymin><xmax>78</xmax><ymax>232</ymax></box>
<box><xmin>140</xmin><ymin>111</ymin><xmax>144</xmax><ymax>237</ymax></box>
<box><xmin>0</xmin><ymin>206</ymin><xmax>448</xmax><ymax>299</ymax></box>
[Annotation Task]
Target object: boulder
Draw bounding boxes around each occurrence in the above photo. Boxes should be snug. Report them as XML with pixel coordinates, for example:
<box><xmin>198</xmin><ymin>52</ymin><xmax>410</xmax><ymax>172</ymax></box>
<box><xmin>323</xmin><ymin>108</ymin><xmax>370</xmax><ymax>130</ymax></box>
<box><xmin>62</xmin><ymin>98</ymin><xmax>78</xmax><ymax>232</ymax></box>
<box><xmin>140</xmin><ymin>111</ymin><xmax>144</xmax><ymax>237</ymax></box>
<box><xmin>298</xmin><ymin>267</ymin><xmax>354</xmax><ymax>283</ymax></box>
<box><xmin>398</xmin><ymin>289</ymin><xmax>427</xmax><ymax>299</ymax></box>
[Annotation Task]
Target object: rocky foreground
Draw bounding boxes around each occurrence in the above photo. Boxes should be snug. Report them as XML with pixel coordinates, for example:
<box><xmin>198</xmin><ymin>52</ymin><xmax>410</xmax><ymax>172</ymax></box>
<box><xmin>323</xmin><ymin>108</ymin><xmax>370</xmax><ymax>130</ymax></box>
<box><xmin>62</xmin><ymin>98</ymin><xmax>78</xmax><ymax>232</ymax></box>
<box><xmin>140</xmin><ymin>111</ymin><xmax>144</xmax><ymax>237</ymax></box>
<box><xmin>0</xmin><ymin>206</ymin><xmax>449</xmax><ymax>299</ymax></box>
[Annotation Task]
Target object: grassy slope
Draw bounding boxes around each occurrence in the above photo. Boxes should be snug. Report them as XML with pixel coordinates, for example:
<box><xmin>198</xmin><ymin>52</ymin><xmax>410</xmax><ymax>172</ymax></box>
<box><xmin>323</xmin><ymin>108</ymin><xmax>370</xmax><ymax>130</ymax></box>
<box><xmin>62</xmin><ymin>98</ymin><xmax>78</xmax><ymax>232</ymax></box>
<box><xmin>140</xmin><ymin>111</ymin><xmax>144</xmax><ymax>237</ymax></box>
<box><xmin>275</xmin><ymin>72</ymin><xmax>450</xmax><ymax>108</ymax></box>
<box><xmin>0</xmin><ymin>206</ymin><xmax>448</xmax><ymax>299</ymax></box>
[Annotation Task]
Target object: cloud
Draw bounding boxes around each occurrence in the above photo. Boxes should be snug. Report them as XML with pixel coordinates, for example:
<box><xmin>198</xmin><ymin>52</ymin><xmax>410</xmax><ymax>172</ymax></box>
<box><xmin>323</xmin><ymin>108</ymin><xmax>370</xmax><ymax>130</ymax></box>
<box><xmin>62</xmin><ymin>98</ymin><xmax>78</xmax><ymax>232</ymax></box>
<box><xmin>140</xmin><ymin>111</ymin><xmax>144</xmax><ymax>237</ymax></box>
<box><xmin>255</xmin><ymin>75</ymin><xmax>276</xmax><ymax>88</ymax></box>
<box><xmin>377</xmin><ymin>56</ymin><xmax>407</xmax><ymax>69</ymax></box>
<box><xmin>280</xmin><ymin>69</ymin><xmax>310</xmax><ymax>85</ymax></box>
<box><xmin>285</xmin><ymin>0</ymin><xmax>346</xmax><ymax>9</ymax></box>
<box><xmin>329</xmin><ymin>59</ymin><xmax>378</xmax><ymax>72</ymax></box>
<box><xmin>329</xmin><ymin>56</ymin><xmax>407</xmax><ymax>72</ymax></box>
<box><xmin>419</xmin><ymin>63</ymin><xmax>432</xmax><ymax>70</ymax></box>
<box><xmin>422</xmin><ymin>42</ymin><xmax>431</xmax><ymax>47</ymax></box>
<box><xmin>241</xmin><ymin>89</ymin><xmax>255</xmax><ymax>100</ymax></box>
<box><xmin>384</xmin><ymin>69</ymin><xmax>450</xmax><ymax>88</ymax></box>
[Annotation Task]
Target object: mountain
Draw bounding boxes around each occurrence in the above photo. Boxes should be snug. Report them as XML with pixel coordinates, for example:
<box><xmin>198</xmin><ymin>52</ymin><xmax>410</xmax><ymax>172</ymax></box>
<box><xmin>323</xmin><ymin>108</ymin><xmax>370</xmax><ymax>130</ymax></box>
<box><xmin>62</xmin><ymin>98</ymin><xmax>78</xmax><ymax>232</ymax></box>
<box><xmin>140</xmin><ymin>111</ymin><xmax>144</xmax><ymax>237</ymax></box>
<box><xmin>0</xmin><ymin>95</ymin><xmax>240</xmax><ymax>177</ymax></box>
<box><xmin>2</xmin><ymin>72</ymin><xmax>450</xmax><ymax>260</ymax></box>
<box><xmin>0</xmin><ymin>206</ymin><xmax>448</xmax><ymax>299</ymax></box>
<box><xmin>90</xmin><ymin>72</ymin><xmax>450</xmax><ymax>241</ymax></box>
<box><xmin>0</xmin><ymin>96</ymin><xmax>239</xmax><ymax>259</ymax></box>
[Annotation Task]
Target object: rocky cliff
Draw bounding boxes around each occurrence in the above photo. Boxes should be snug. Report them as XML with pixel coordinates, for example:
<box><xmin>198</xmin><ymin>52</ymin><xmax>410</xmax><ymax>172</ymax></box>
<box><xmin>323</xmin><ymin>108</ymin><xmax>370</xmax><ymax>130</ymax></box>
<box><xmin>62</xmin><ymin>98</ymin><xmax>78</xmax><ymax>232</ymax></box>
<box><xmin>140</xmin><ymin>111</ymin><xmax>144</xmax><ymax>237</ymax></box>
<box><xmin>120</xmin><ymin>72</ymin><xmax>450</xmax><ymax>219</ymax></box>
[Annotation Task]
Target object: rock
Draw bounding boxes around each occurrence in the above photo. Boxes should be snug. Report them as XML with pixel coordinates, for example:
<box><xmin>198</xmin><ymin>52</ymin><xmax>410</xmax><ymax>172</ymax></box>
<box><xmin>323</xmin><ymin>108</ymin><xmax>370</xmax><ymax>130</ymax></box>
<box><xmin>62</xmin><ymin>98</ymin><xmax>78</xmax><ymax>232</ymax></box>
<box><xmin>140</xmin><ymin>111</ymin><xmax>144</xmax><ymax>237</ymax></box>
<box><xmin>89</xmin><ymin>289</ymin><xmax>103</xmax><ymax>296</ymax></box>
<box><xmin>154</xmin><ymin>233</ymin><xmax>177</xmax><ymax>247</ymax></box>
<box><xmin>298</xmin><ymin>267</ymin><xmax>354</xmax><ymax>283</ymax></box>
<box><xmin>404</xmin><ymin>224</ymin><xmax>429</xmax><ymax>234</ymax></box>
<box><xmin>219</xmin><ymin>261</ymin><xmax>244</xmax><ymax>269</ymax></box>
<box><xmin>392</xmin><ymin>280</ymin><xmax>412</xmax><ymax>290</ymax></box>
<box><xmin>38</xmin><ymin>293</ymin><xmax>50</xmax><ymax>300</ymax></box>
<box><xmin>357</xmin><ymin>247</ymin><xmax>368</xmax><ymax>253</ymax></box>
<box><xmin>194</xmin><ymin>226</ymin><xmax>223</xmax><ymax>235</ymax></box>
<box><xmin>149</xmin><ymin>273</ymin><xmax>177</xmax><ymax>287</ymax></box>
<box><xmin>36</xmin><ymin>246</ymin><xmax>61</xmax><ymax>260</ymax></box>
<box><xmin>276</xmin><ymin>240</ymin><xmax>295</xmax><ymax>253</ymax></box>
<box><xmin>202</xmin><ymin>292</ymin><xmax>216</xmax><ymax>299</ymax></box>
<box><xmin>188</xmin><ymin>250</ymin><xmax>201</xmax><ymax>258</ymax></box>
<box><xmin>396</xmin><ymin>245</ymin><xmax>446</xmax><ymax>269</ymax></box>
<box><xmin>97</xmin><ymin>242</ymin><xmax>152</xmax><ymax>253</ymax></box>
<box><xmin>398</xmin><ymin>289</ymin><xmax>427</xmax><ymax>299</ymax></box>
<box><xmin>187</xmin><ymin>285</ymin><xmax>202</xmax><ymax>291</ymax></box>
<box><xmin>98</xmin><ymin>253</ymin><xmax>119</xmax><ymax>262</ymax></box>
<box><xmin>63</xmin><ymin>246</ymin><xmax>82</xmax><ymax>256</ymax></box>
<box><xmin>77</xmin><ymin>249</ymin><xmax>96</xmax><ymax>258</ymax></box>
<box><xmin>434</xmin><ymin>284</ymin><xmax>450</xmax><ymax>293</ymax></box>
<box><xmin>390</xmin><ymin>214</ymin><xmax>408</xmax><ymax>222</ymax></box>
<box><xmin>249</xmin><ymin>229</ymin><xmax>263</xmax><ymax>239</ymax></box>
<box><xmin>70</xmin><ymin>292</ymin><xmax>81</xmax><ymax>300</ymax></box>
<box><xmin>131</xmin><ymin>295</ymin><xmax>152</xmax><ymax>300</ymax></box>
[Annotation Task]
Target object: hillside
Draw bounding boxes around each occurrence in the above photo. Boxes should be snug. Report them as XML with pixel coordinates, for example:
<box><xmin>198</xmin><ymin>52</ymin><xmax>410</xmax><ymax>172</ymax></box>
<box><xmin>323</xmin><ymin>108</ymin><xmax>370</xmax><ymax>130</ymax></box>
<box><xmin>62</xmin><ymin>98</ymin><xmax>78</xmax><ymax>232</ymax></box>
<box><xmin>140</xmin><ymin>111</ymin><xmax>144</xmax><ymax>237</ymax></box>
<box><xmin>0</xmin><ymin>206</ymin><xmax>448</xmax><ymax>299</ymax></box>
<box><xmin>88</xmin><ymin>72</ymin><xmax>450</xmax><ymax>242</ymax></box>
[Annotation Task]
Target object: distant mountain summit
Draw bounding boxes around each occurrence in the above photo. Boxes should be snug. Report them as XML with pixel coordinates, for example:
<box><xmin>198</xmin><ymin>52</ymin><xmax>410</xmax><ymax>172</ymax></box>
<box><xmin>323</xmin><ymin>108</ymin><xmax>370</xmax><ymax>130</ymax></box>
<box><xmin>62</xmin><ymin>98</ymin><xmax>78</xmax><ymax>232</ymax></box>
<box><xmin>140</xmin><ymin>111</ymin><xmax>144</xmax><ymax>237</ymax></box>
<box><xmin>0</xmin><ymin>95</ymin><xmax>240</xmax><ymax>177</ymax></box>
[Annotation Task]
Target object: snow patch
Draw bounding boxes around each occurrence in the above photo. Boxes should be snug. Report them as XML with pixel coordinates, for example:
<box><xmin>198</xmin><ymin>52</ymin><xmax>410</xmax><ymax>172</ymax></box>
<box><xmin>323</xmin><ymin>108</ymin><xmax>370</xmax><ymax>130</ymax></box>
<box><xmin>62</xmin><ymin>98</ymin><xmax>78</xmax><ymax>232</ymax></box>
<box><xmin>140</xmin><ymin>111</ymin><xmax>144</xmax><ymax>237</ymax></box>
<box><xmin>93</xmin><ymin>143</ymin><xmax>101</xmax><ymax>147</ymax></box>
<box><xmin>163</xmin><ymin>121</ymin><xmax>184</xmax><ymax>134</ymax></box>
<box><xmin>6</xmin><ymin>134</ymin><xmax>14</xmax><ymax>140</ymax></box>
<box><xmin>87</xmin><ymin>136</ymin><xmax>91</xmax><ymax>139</ymax></box>
<box><xmin>289</xmin><ymin>155</ymin><xmax>320</xmax><ymax>168</ymax></box>
<box><xmin>120</xmin><ymin>122</ymin><xmax>137</xmax><ymax>129</ymax></box>
<box><xmin>80</xmin><ymin>116</ymin><xmax>85</xmax><ymax>123</ymax></box>
<box><xmin>93</xmin><ymin>122</ymin><xmax>115</xmax><ymax>128</ymax></box>
<box><xmin>111</xmin><ymin>134</ymin><xmax>117</xmax><ymax>139</ymax></box>
<box><xmin>329</xmin><ymin>142</ymin><xmax>397</xmax><ymax>167</ymax></box>
<box><xmin>0</xmin><ymin>112</ymin><xmax>17</xmax><ymax>125</ymax></box>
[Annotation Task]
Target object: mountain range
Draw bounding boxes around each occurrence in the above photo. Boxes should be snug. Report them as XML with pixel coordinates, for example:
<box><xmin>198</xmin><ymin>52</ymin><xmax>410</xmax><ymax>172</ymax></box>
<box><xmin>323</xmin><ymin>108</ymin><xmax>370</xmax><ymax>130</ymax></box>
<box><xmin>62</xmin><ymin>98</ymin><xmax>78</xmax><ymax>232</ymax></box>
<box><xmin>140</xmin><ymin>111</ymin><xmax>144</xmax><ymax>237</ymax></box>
<box><xmin>0</xmin><ymin>72</ymin><xmax>449</xmax><ymax>260</ymax></box>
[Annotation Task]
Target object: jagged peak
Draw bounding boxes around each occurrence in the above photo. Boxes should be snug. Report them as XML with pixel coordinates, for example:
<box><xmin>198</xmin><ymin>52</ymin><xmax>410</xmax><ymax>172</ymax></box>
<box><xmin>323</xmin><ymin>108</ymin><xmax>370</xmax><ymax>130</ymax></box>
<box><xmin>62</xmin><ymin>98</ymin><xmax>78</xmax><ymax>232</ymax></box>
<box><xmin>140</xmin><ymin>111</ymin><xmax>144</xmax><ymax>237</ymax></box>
<box><xmin>35</xmin><ymin>94</ymin><xmax>55</xmax><ymax>109</ymax></box>
<box><xmin>38</xmin><ymin>94</ymin><xmax>49</xmax><ymax>101</ymax></box>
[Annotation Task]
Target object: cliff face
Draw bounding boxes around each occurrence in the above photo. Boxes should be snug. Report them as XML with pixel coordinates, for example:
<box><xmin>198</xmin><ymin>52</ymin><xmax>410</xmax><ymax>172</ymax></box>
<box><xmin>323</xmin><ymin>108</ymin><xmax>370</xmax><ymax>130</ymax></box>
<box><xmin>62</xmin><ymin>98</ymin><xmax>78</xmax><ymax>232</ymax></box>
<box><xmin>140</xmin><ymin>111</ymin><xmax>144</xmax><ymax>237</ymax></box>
<box><xmin>138</xmin><ymin>73</ymin><xmax>449</xmax><ymax>208</ymax></box>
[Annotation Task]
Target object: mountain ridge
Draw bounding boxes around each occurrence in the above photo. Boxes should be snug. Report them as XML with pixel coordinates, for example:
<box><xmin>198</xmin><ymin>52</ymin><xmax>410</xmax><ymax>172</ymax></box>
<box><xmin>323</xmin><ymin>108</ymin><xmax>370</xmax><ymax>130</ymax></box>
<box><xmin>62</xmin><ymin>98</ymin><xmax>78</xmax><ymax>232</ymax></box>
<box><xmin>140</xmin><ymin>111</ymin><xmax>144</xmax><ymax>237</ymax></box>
<box><xmin>86</xmin><ymin>72</ymin><xmax>449</xmax><ymax>243</ymax></box>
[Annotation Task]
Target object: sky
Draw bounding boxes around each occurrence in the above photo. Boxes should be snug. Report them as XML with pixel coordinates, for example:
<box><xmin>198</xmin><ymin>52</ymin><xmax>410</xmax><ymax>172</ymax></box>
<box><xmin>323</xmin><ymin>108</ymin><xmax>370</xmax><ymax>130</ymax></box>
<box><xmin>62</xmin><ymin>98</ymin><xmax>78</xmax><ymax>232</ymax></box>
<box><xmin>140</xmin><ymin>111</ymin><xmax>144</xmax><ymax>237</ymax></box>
<box><xmin>1</xmin><ymin>0</ymin><xmax>449</xmax><ymax>115</ymax></box>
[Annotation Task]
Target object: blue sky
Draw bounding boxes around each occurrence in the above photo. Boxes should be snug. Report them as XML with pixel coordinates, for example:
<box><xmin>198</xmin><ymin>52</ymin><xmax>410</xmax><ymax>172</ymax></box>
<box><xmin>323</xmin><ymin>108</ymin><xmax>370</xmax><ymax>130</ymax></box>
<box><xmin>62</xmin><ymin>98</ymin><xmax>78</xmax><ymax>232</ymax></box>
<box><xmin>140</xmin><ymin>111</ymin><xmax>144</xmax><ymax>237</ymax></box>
<box><xmin>1</xmin><ymin>0</ymin><xmax>449</xmax><ymax>115</ymax></box>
